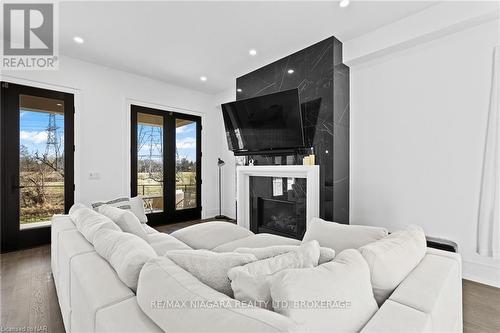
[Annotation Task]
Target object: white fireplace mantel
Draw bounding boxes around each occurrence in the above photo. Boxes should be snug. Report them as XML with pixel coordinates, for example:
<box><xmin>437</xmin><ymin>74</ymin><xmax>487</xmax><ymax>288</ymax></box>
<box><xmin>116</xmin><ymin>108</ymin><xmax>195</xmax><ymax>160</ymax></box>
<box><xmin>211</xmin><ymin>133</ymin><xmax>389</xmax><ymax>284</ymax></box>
<box><xmin>236</xmin><ymin>165</ymin><xmax>320</xmax><ymax>231</ymax></box>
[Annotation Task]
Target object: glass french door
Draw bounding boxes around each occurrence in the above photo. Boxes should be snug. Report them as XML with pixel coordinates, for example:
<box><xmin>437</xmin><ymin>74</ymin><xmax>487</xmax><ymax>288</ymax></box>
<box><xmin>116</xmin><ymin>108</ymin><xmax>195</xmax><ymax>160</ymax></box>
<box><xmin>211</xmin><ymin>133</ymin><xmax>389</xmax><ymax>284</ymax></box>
<box><xmin>131</xmin><ymin>105</ymin><xmax>201</xmax><ymax>224</ymax></box>
<box><xmin>1</xmin><ymin>82</ymin><xmax>74</xmax><ymax>252</ymax></box>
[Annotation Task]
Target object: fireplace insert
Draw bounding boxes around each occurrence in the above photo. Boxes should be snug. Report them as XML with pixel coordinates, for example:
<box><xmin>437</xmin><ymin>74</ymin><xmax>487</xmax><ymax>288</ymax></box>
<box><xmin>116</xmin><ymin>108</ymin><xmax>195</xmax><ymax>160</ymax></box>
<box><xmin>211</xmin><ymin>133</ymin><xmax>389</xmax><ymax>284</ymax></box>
<box><xmin>256</xmin><ymin>197</ymin><xmax>305</xmax><ymax>239</ymax></box>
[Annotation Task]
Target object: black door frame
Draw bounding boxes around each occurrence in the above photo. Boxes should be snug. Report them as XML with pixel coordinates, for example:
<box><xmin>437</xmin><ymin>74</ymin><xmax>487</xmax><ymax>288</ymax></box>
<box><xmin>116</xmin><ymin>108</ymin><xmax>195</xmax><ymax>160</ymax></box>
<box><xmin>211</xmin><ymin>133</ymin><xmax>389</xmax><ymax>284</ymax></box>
<box><xmin>131</xmin><ymin>105</ymin><xmax>201</xmax><ymax>225</ymax></box>
<box><xmin>1</xmin><ymin>82</ymin><xmax>74</xmax><ymax>252</ymax></box>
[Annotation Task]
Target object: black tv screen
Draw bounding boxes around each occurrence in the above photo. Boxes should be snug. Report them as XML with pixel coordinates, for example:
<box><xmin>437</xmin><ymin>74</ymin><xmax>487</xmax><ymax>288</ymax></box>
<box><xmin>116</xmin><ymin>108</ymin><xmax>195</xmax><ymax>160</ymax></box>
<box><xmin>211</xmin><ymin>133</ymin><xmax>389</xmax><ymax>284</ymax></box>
<box><xmin>221</xmin><ymin>89</ymin><xmax>305</xmax><ymax>153</ymax></box>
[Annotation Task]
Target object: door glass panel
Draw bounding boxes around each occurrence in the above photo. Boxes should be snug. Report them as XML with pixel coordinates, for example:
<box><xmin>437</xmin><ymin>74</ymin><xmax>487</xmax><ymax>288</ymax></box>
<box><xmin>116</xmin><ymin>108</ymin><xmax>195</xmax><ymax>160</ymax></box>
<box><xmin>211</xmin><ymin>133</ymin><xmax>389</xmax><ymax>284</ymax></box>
<box><xmin>19</xmin><ymin>95</ymin><xmax>65</xmax><ymax>229</ymax></box>
<box><xmin>137</xmin><ymin>113</ymin><xmax>164</xmax><ymax>213</ymax></box>
<box><xmin>175</xmin><ymin>119</ymin><xmax>197</xmax><ymax>210</ymax></box>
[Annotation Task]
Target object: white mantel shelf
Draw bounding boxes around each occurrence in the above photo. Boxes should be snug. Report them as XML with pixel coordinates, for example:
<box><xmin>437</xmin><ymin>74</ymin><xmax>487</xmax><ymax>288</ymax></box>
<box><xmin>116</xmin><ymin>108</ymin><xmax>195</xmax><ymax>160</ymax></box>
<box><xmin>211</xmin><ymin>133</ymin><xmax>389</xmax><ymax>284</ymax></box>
<box><xmin>236</xmin><ymin>165</ymin><xmax>320</xmax><ymax>231</ymax></box>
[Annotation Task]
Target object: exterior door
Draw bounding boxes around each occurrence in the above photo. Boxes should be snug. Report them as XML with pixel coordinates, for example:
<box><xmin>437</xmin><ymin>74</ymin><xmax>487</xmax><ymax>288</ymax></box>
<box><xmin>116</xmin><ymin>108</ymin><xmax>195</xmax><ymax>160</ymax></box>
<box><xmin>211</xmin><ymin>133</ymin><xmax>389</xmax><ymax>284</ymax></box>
<box><xmin>1</xmin><ymin>82</ymin><xmax>74</xmax><ymax>252</ymax></box>
<box><xmin>131</xmin><ymin>105</ymin><xmax>201</xmax><ymax>225</ymax></box>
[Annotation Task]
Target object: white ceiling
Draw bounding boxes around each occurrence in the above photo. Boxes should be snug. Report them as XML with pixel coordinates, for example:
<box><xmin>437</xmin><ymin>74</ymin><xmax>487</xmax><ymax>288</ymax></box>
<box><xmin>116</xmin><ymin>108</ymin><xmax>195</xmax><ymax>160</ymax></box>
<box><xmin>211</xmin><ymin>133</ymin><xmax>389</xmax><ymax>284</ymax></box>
<box><xmin>60</xmin><ymin>1</ymin><xmax>437</xmax><ymax>94</ymax></box>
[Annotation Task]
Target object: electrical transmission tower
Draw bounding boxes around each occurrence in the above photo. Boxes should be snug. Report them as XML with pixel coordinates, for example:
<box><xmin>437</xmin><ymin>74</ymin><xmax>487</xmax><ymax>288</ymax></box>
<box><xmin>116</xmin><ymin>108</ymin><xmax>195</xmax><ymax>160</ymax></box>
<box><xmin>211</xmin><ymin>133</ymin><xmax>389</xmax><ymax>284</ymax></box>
<box><xmin>45</xmin><ymin>113</ymin><xmax>61</xmax><ymax>169</ymax></box>
<box><xmin>137</xmin><ymin>125</ymin><xmax>163</xmax><ymax>174</ymax></box>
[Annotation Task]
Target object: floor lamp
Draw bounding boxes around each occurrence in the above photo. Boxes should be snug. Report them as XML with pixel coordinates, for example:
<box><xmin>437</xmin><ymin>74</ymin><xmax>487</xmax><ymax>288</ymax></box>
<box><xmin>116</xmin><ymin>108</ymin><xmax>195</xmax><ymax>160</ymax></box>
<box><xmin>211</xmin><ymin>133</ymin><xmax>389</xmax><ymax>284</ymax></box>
<box><xmin>215</xmin><ymin>158</ymin><xmax>228</xmax><ymax>220</ymax></box>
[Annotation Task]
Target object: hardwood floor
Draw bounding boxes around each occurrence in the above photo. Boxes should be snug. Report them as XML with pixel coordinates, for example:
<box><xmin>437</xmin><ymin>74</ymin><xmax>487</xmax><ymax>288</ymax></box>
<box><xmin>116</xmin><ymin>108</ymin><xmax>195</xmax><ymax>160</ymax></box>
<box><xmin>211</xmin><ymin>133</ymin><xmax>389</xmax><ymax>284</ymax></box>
<box><xmin>463</xmin><ymin>279</ymin><xmax>500</xmax><ymax>332</ymax></box>
<box><xmin>1</xmin><ymin>220</ymin><xmax>499</xmax><ymax>333</ymax></box>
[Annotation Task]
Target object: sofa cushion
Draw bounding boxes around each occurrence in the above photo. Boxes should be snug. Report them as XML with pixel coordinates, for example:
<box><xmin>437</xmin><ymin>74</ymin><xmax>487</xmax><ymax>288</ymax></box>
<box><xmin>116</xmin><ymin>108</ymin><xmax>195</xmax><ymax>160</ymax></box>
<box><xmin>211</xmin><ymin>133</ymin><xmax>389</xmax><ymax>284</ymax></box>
<box><xmin>70</xmin><ymin>206</ymin><xmax>121</xmax><ymax>244</ymax></box>
<box><xmin>137</xmin><ymin>257</ymin><xmax>298</xmax><ymax>333</ymax></box>
<box><xmin>212</xmin><ymin>233</ymin><xmax>301</xmax><ymax>252</ymax></box>
<box><xmin>70</xmin><ymin>252</ymin><xmax>135</xmax><ymax>333</ymax></box>
<box><xmin>147</xmin><ymin>233</ymin><xmax>191</xmax><ymax>255</ymax></box>
<box><xmin>68</xmin><ymin>202</ymin><xmax>88</xmax><ymax>215</ymax></box>
<box><xmin>95</xmin><ymin>297</ymin><xmax>162</xmax><ymax>333</ymax></box>
<box><xmin>359</xmin><ymin>225</ymin><xmax>426</xmax><ymax>305</ymax></box>
<box><xmin>360</xmin><ymin>300</ymin><xmax>431</xmax><ymax>333</ymax></box>
<box><xmin>270</xmin><ymin>249</ymin><xmax>378</xmax><ymax>333</ymax></box>
<box><xmin>228</xmin><ymin>241</ymin><xmax>321</xmax><ymax>309</ymax></box>
<box><xmin>143</xmin><ymin>224</ymin><xmax>158</xmax><ymax>234</ymax></box>
<box><xmin>170</xmin><ymin>221</ymin><xmax>253</xmax><ymax>250</ymax></box>
<box><xmin>388</xmin><ymin>249</ymin><xmax>462</xmax><ymax>333</ymax></box>
<box><xmin>302</xmin><ymin>218</ymin><xmax>388</xmax><ymax>253</ymax></box>
<box><xmin>98</xmin><ymin>204</ymin><xmax>149</xmax><ymax>241</ymax></box>
<box><xmin>166</xmin><ymin>250</ymin><xmax>257</xmax><ymax>297</ymax></box>
<box><xmin>94</xmin><ymin>229</ymin><xmax>157</xmax><ymax>291</ymax></box>
<box><xmin>51</xmin><ymin>215</ymin><xmax>77</xmax><ymax>282</ymax></box>
<box><xmin>57</xmin><ymin>229</ymin><xmax>95</xmax><ymax>331</ymax></box>
<box><xmin>235</xmin><ymin>245</ymin><xmax>335</xmax><ymax>265</ymax></box>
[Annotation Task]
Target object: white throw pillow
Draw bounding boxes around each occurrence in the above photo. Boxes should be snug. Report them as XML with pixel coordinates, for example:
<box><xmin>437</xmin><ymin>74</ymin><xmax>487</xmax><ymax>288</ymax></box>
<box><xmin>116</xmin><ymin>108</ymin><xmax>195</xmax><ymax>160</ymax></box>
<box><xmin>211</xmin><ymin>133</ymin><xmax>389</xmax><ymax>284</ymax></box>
<box><xmin>69</xmin><ymin>206</ymin><xmax>121</xmax><ymax>244</ymax></box>
<box><xmin>165</xmin><ymin>250</ymin><xmax>257</xmax><ymax>297</ymax></box>
<box><xmin>98</xmin><ymin>204</ymin><xmax>149</xmax><ymax>241</ymax></box>
<box><xmin>270</xmin><ymin>249</ymin><xmax>378</xmax><ymax>332</ymax></box>
<box><xmin>235</xmin><ymin>245</ymin><xmax>335</xmax><ymax>264</ymax></box>
<box><xmin>68</xmin><ymin>202</ymin><xmax>87</xmax><ymax>215</ymax></box>
<box><xmin>359</xmin><ymin>224</ymin><xmax>427</xmax><ymax>305</ymax></box>
<box><xmin>91</xmin><ymin>196</ymin><xmax>148</xmax><ymax>223</ymax></box>
<box><xmin>130</xmin><ymin>196</ymin><xmax>148</xmax><ymax>223</ymax></box>
<box><xmin>302</xmin><ymin>218</ymin><xmax>388</xmax><ymax>253</ymax></box>
<box><xmin>227</xmin><ymin>241</ymin><xmax>321</xmax><ymax>309</ymax></box>
<box><xmin>94</xmin><ymin>229</ymin><xmax>156</xmax><ymax>291</ymax></box>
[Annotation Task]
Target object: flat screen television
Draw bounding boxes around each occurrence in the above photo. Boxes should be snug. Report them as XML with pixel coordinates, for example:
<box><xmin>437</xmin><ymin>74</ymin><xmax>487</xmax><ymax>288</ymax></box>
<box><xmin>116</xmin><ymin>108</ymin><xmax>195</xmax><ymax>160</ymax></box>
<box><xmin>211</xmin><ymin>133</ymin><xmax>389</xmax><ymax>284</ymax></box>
<box><xmin>221</xmin><ymin>88</ymin><xmax>305</xmax><ymax>153</ymax></box>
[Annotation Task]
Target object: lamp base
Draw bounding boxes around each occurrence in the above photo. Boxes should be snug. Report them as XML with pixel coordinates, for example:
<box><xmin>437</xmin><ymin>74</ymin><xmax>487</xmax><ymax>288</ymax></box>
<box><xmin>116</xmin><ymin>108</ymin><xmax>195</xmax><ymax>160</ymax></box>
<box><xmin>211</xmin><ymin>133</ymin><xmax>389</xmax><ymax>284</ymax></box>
<box><xmin>214</xmin><ymin>215</ymin><xmax>229</xmax><ymax>220</ymax></box>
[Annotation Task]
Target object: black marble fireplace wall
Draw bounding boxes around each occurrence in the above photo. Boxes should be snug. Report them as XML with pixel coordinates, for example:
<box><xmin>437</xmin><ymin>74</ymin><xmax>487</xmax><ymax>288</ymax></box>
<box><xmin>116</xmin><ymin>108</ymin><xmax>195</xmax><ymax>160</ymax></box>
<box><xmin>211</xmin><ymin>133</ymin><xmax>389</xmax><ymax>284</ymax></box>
<box><xmin>236</xmin><ymin>36</ymin><xmax>349</xmax><ymax>223</ymax></box>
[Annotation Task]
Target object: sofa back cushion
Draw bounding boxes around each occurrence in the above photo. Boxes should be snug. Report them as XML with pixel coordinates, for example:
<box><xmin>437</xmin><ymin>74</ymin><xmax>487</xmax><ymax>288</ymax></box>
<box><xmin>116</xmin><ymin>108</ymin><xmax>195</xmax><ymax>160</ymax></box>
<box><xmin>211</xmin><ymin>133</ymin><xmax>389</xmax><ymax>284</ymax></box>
<box><xmin>228</xmin><ymin>241</ymin><xmax>321</xmax><ymax>309</ymax></box>
<box><xmin>270</xmin><ymin>249</ymin><xmax>378</xmax><ymax>333</ymax></box>
<box><xmin>302</xmin><ymin>218</ymin><xmax>388</xmax><ymax>253</ymax></box>
<box><xmin>359</xmin><ymin>225</ymin><xmax>427</xmax><ymax>305</ymax></box>
<box><xmin>98</xmin><ymin>204</ymin><xmax>149</xmax><ymax>241</ymax></box>
<box><xmin>137</xmin><ymin>257</ymin><xmax>298</xmax><ymax>333</ymax></box>
<box><xmin>165</xmin><ymin>250</ymin><xmax>257</xmax><ymax>297</ymax></box>
<box><xmin>94</xmin><ymin>229</ymin><xmax>156</xmax><ymax>291</ymax></box>
<box><xmin>69</xmin><ymin>206</ymin><xmax>121</xmax><ymax>244</ymax></box>
<box><xmin>235</xmin><ymin>244</ymin><xmax>335</xmax><ymax>264</ymax></box>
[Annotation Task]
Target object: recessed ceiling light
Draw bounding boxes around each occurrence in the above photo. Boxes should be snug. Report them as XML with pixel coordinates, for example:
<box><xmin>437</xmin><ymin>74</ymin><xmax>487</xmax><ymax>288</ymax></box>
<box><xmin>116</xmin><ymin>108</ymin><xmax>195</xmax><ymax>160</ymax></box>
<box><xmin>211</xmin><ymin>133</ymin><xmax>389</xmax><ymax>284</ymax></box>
<box><xmin>200</xmin><ymin>76</ymin><xmax>207</xmax><ymax>82</ymax></box>
<box><xmin>249</xmin><ymin>49</ymin><xmax>257</xmax><ymax>56</ymax></box>
<box><xmin>287</xmin><ymin>69</ymin><xmax>294</xmax><ymax>74</ymax></box>
<box><xmin>56</xmin><ymin>103</ymin><xmax>62</xmax><ymax>106</ymax></box>
<box><xmin>339</xmin><ymin>0</ymin><xmax>350</xmax><ymax>8</ymax></box>
<box><xmin>236</xmin><ymin>88</ymin><xmax>242</xmax><ymax>92</ymax></box>
<box><xmin>73</xmin><ymin>36</ymin><xmax>84</xmax><ymax>44</ymax></box>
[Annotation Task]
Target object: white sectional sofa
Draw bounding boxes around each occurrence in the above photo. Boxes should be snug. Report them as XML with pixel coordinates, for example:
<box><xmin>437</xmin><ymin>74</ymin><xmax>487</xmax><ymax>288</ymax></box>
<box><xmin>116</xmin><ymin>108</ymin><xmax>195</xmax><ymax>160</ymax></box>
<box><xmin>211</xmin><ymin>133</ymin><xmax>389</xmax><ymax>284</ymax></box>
<box><xmin>51</xmin><ymin>213</ymin><xmax>463</xmax><ymax>333</ymax></box>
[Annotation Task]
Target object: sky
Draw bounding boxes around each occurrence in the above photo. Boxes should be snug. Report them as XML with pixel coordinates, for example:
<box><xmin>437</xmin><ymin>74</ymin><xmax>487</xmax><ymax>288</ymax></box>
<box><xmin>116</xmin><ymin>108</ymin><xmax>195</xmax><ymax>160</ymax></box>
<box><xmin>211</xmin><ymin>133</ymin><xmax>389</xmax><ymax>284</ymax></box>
<box><xmin>137</xmin><ymin>121</ymin><xmax>196</xmax><ymax>162</ymax></box>
<box><xmin>20</xmin><ymin>110</ymin><xmax>64</xmax><ymax>157</ymax></box>
<box><xmin>20</xmin><ymin>109</ymin><xmax>197</xmax><ymax>163</ymax></box>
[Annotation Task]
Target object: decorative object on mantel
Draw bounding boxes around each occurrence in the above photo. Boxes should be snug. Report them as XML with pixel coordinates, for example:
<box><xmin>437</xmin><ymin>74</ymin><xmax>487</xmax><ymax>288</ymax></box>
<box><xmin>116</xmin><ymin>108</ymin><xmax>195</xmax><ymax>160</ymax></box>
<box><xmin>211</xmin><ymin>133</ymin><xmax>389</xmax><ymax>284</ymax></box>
<box><xmin>302</xmin><ymin>149</ymin><xmax>316</xmax><ymax>165</ymax></box>
<box><xmin>215</xmin><ymin>158</ymin><xmax>229</xmax><ymax>220</ymax></box>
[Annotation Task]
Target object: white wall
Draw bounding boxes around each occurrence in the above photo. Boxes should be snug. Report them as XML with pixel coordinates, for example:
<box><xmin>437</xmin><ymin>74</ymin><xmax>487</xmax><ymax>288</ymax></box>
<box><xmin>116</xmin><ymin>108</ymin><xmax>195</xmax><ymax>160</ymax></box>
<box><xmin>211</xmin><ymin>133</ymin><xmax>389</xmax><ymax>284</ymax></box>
<box><xmin>350</xmin><ymin>19</ymin><xmax>500</xmax><ymax>286</ymax></box>
<box><xmin>1</xmin><ymin>56</ymin><xmax>221</xmax><ymax>218</ymax></box>
<box><xmin>210</xmin><ymin>89</ymin><xmax>237</xmax><ymax>219</ymax></box>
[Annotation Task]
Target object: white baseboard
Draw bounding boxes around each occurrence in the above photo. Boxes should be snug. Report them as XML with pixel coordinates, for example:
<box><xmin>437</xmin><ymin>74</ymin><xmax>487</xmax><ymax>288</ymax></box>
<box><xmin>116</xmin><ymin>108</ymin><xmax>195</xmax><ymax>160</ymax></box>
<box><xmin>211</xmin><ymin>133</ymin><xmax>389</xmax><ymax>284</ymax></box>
<box><xmin>462</xmin><ymin>260</ymin><xmax>500</xmax><ymax>288</ymax></box>
<box><xmin>201</xmin><ymin>208</ymin><xmax>219</xmax><ymax>219</ymax></box>
<box><xmin>202</xmin><ymin>208</ymin><xmax>235</xmax><ymax>220</ymax></box>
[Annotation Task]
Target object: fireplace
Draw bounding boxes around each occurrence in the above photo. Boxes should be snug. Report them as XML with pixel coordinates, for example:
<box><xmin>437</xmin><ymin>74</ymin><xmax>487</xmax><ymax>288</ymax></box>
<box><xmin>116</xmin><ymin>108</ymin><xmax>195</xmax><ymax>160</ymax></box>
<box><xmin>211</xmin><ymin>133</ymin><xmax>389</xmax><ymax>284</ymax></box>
<box><xmin>248</xmin><ymin>175</ymin><xmax>307</xmax><ymax>239</ymax></box>
<box><xmin>236</xmin><ymin>165</ymin><xmax>320</xmax><ymax>237</ymax></box>
<box><xmin>257</xmin><ymin>197</ymin><xmax>304</xmax><ymax>238</ymax></box>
